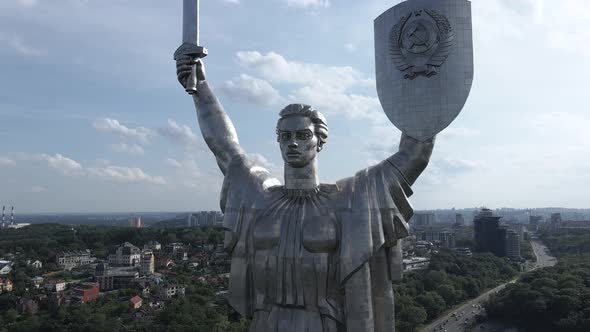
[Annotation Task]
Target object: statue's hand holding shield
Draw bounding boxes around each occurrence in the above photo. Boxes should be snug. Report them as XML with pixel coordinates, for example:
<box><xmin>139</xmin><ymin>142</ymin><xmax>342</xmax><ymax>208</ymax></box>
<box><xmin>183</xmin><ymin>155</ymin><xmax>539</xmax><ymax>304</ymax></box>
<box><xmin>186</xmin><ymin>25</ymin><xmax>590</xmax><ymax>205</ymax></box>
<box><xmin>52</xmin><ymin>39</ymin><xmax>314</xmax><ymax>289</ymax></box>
<box><xmin>374</xmin><ymin>0</ymin><xmax>473</xmax><ymax>141</ymax></box>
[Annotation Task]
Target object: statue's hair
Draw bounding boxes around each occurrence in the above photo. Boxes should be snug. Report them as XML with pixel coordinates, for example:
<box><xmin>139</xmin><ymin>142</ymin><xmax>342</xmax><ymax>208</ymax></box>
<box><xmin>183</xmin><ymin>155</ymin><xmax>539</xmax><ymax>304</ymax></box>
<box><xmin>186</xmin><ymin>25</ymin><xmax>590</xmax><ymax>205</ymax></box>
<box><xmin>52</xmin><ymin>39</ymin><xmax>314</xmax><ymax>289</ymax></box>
<box><xmin>276</xmin><ymin>104</ymin><xmax>328</xmax><ymax>150</ymax></box>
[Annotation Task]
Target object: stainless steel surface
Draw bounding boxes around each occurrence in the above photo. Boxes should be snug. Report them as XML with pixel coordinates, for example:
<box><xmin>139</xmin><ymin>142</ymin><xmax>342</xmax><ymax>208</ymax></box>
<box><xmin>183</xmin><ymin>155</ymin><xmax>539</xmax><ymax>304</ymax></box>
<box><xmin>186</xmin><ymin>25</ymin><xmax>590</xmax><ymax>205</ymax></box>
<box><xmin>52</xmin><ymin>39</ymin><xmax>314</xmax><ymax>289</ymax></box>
<box><xmin>175</xmin><ymin>60</ymin><xmax>435</xmax><ymax>331</ymax></box>
<box><xmin>171</xmin><ymin>0</ymin><xmax>476</xmax><ymax>328</ymax></box>
<box><xmin>174</xmin><ymin>0</ymin><xmax>207</xmax><ymax>95</ymax></box>
<box><xmin>374</xmin><ymin>0</ymin><xmax>473</xmax><ymax>141</ymax></box>
<box><xmin>182</xmin><ymin>0</ymin><xmax>199</xmax><ymax>45</ymax></box>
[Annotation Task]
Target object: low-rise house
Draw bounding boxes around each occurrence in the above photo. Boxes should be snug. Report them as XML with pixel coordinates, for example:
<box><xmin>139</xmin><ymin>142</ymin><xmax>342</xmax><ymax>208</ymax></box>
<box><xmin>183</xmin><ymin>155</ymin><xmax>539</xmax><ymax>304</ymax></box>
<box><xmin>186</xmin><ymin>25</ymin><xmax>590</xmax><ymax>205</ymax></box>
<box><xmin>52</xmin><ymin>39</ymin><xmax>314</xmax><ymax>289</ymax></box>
<box><xmin>402</xmin><ymin>257</ymin><xmax>430</xmax><ymax>271</ymax></box>
<box><xmin>165</xmin><ymin>242</ymin><xmax>185</xmax><ymax>254</ymax></box>
<box><xmin>0</xmin><ymin>278</ymin><xmax>13</xmax><ymax>293</ymax></box>
<box><xmin>130</xmin><ymin>295</ymin><xmax>142</xmax><ymax>309</ymax></box>
<box><xmin>17</xmin><ymin>297</ymin><xmax>39</xmax><ymax>315</ymax></box>
<box><xmin>28</xmin><ymin>259</ymin><xmax>43</xmax><ymax>269</ymax></box>
<box><xmin>45</xmin><ymin>279</ymin><xmax>66</xmax><ymax>292</ymax></box>
<box><xmin>95</xmin><ymin>263</ymin><xmax>139</xmax><ymax>291</ymax></box>
<box><xmin>49</xmin><ymin>290</ymin><xmax>67</xmax><ymax>307</ymax></box>
<box><xmin>0</xmin><ymin>260</ymin><xmax>13</xmax><ymax>275</ymax></box>
<box><xmin>30</xmin><ymin>276</ymin><xmax>44</xmax><ymax>288</ymax></box>
<box><xmin>144</xmin><ymin>240</ymin><xmax>162</xmax><ymax>251</ymax></box>
<box><xmin>56</xmin><ymin>250</ymin><xmax>95</xmax><ymax>270</ymax></box>
<box><xmin>159</xmin><ymin>284</ymin><xmax>185</xmax><ymax>299</ymax></box>
<box><xmin>154</xmin><ymin>255</ymin><xmax>175</xmax><ymax>270</ymax></box>
<box><xmin>132</xmin><ymin>278</ymin><xmax>153</xmax><ymax>297</ymax></box>
<box><xmin>71</xmin><ymin>282</ymin><xmax>100</xmax><ymax>304</ymax></box>
<box><xmin>148</xmin><ymin>300</ymin><xmax>165</xmax><ymax>309</ymax></box>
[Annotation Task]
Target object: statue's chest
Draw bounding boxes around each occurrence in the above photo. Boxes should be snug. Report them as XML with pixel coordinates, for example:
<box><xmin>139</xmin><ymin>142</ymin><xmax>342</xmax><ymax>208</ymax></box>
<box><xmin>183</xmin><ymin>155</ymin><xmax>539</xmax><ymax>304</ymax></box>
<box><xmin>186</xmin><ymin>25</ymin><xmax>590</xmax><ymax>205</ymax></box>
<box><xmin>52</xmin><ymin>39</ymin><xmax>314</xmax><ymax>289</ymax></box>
<box><xmin>250</xmin><ymin>192</ymin><xmax>343</xmax><ymax>309</ymax></box>
<box><xmin>252</xmin><ymin>197</ymin><xmax>339</xmax><ymax>255</ymax></box>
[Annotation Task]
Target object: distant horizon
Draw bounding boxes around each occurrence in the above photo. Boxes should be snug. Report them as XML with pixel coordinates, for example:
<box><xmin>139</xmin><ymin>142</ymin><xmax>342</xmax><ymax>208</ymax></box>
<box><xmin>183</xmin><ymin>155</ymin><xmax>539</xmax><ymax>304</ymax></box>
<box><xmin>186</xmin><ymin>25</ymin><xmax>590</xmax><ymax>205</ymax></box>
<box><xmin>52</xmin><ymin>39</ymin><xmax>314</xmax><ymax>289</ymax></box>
<box><xmin>9</xmin><ymin>206</ymin><xmax>590</xmax><ymax>215</ymax></box>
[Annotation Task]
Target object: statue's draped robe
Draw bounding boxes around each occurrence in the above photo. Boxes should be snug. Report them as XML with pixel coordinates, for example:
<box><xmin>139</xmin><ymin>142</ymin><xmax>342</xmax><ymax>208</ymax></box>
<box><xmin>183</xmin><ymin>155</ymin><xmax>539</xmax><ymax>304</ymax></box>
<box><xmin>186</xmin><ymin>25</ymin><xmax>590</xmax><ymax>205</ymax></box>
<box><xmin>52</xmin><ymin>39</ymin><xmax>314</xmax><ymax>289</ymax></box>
<box><xmin>221</xmin><ymin>154</ymin><xmax>413</xmax><ymax>332</ymax></box>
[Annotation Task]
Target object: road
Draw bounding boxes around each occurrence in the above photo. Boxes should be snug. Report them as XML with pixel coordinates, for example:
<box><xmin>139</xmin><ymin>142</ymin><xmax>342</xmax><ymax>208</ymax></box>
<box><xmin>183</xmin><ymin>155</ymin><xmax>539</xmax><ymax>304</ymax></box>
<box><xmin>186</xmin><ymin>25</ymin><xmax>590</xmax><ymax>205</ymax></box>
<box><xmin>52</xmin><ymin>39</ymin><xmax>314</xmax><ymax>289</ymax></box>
<box><xmin>419</xmin><ymin>240</ymin><xmax>556</xmax><ymax>332</ymax></box>
<box><xmin>528</xmin><ymin>239</ymin><xmax>557</xmax><ymax>269</ymax></box>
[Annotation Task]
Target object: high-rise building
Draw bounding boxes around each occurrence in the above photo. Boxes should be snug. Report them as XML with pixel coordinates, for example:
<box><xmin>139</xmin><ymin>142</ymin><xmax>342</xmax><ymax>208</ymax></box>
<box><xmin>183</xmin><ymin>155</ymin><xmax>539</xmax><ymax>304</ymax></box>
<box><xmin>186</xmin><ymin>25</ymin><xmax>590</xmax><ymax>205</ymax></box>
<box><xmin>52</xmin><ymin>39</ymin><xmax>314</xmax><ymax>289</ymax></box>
<box><xmin>505</xmin><ymin>229</ymin><xmax>521</xmax><ymax>261</ymax></box>
<box><xmin>140</xmin><ymin>250</ymin><xmax>154</xmax><ymax>275</ymax></box>
<box><xmin>550</xmin><ymin>213</ymin><xmax>562</xmax><ymax>231</ymax></box>
<box><xmin>455</xmin><ymin>213</ymin><xmax>465</xmax><ymax>226</ymax></box>
<box><xmin>529</xmin><ymin>215</ymin><xmax>542</xmax><ymax>232</ymax></box>
<box><xmin>473</xmin><ymin>208</ymin><xmax>506</xmax><ymax>257</ymax></box>
<box><xmin>187</xmin><ymin>211</ymin><xmax>224</xmax><ymax>227</ymax></box>
<box><xmin>413</xmin><ymin>212</ymin><xmax>437</xmax><ymax>228</ymax></box>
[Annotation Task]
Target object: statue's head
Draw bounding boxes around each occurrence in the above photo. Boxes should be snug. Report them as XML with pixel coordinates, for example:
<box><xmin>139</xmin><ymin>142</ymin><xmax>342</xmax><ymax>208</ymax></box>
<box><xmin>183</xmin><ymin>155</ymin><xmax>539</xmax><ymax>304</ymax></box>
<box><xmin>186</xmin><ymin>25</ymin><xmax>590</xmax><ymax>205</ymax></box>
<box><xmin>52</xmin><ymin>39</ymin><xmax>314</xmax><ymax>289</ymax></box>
<box><xmin>276</xmin><ymin>104</ymin><xmax>328</xmax><ymax>168</ymax></box>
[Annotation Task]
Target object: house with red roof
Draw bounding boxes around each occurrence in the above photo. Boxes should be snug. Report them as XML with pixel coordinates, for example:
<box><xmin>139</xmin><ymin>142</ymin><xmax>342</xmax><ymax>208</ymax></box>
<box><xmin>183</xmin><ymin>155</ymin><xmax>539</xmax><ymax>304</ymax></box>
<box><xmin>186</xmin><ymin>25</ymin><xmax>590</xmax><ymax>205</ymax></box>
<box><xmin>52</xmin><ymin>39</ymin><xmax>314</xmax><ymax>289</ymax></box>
<box><xmin>130</xmin><ymin>295</ymin><xmax>142</xmax><ymax>309</ymax></box>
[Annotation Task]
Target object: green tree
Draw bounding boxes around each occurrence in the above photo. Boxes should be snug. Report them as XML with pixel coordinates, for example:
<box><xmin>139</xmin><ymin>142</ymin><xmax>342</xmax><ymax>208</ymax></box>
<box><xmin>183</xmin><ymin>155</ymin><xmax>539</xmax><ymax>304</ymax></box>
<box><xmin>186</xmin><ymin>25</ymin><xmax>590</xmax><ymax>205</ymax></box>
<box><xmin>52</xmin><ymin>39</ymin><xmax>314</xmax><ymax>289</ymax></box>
<box><xmin>3</xmin><ymin>308</ymin><xmax>17</xmax><ymax>324</ymax></box>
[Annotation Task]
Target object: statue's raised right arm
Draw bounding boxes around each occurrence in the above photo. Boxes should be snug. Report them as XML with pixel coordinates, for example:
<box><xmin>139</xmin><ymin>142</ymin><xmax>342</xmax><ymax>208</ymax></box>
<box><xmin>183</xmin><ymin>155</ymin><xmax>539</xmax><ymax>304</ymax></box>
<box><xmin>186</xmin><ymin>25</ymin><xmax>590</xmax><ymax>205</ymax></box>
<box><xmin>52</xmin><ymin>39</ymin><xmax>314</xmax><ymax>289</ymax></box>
<box><xmin>176</xmin><ymin>56</ymin><xmax>244</xmax><ymax>176</ymax></box>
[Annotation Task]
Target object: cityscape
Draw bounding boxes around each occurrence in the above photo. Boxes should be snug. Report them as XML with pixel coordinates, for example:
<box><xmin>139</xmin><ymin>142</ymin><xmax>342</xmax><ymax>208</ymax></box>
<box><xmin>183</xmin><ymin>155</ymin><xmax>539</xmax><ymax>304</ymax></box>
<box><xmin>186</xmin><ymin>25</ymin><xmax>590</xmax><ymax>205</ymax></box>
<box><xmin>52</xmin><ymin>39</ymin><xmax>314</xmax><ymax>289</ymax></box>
<box><xmin>0</xmin><ymin>207</ymin><xmax>589</xmax><ymax>330</ymax></box>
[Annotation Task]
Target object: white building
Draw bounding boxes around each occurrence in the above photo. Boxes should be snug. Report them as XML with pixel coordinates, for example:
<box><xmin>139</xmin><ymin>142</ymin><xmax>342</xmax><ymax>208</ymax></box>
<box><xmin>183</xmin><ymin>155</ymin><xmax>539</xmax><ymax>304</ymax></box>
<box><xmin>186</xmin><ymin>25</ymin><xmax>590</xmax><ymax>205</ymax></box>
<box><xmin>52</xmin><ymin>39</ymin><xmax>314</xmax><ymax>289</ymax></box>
<box><xmin>140</xmin><ymin>251</ymin><xmax>155</xmax><ymax>276</ymax></box>
<box><xmin>108</xmin><ymin>242</ymin><xmax>142</xmax><ymax>266</ymax></box>
<box><xmin>159</xmin><ymin>284</ymin><xmax>185</xmax><ymax>299</ymax></box>
<box><xmin>0</xmin><ymin>260</ymin><xmax>12</xmax><ymax>275</ymax></box>
<box><xmin>402</xmin><ymin>257</ymin><xmax>430</xmax><ymax>271</ymax></box>
<box><xmin>57</xmin><ymin>250</ymin><xmax>95</xmax><ymax>270</ymax></box>
<box><xmin>45</xmin><ymin>280</ymin><xmax>66</xmax><ymax>292</ymax></box>
<box><xmin>28</xmin><ymin>260</ymin><xmax>43</xmax><ymax>269</ymax></box>
<box><xmin>144</xmin><ymin>240</ymin><xmax>161</xmax><ymax>251</ymax></box>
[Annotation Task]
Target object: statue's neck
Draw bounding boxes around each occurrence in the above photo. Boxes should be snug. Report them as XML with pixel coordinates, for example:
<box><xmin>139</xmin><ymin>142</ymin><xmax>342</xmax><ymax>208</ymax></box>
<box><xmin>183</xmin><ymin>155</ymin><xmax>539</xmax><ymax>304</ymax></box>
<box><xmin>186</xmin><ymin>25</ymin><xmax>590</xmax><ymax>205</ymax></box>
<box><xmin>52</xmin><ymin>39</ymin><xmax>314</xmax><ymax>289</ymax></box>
<box><xmin>284</xmin><ymin>158</ymin><xmax>320</xmax><ymax>190</ymax></box>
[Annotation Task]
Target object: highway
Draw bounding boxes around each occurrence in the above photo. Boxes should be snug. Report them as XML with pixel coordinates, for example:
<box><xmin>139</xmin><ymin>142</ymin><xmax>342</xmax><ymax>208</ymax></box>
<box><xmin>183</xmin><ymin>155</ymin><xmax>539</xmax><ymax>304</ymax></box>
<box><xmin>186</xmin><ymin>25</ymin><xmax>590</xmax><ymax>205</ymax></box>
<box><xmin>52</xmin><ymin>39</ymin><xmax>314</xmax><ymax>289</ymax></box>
<box><xmin>419</xmin><ymin>240</ymin><xmax>556</xmax><ymax>332</ymax></box>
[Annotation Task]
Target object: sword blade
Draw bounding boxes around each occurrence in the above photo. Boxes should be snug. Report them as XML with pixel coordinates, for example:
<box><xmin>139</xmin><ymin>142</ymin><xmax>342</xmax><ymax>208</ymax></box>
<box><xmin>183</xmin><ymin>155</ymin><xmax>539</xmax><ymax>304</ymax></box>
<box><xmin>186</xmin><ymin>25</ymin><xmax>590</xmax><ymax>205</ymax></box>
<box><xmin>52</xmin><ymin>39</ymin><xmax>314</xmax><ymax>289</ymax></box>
<box><xmin>182</xmin><ymin>0</ymin><xmax>199</xmax><ymax>45</ymax></box>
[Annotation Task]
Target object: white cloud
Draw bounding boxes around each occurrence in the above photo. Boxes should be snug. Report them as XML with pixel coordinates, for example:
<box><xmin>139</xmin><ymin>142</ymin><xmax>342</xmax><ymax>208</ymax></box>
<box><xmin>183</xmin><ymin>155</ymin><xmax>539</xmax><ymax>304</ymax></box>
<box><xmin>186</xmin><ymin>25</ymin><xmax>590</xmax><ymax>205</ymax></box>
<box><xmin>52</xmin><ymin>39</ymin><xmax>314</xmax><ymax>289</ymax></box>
<box><xmin>237</xmin><ymin>51</ymin><xmax>374</xmax><ymax>90</ymax></box>
<box><xmin>344</xmin><ymin>43</ymin><xmax>357</xmax><ymax>52</ymax></box>
<box><xmin>157</xmin><ymin>119</ymin><xmax>200</xmax><ymax>147</ymax></box>
<box><xmin>164</xmin><ymin>156</ymin><xmax>214</xmax><ymax>189</ymax></box>
<box><xmin>439</xmin><ymin>127</ymin><xmax>480</xmax><ymax>140</ymax></box>
<box><xmin>165</xmin><ymin>158</ymin><xmax>183</xmax><ymax>168</ymax></box>
<box><xmin>437</xmin><ymin>157</ymin><xmax>488</xmax><ymax>174</ymax></box>
<box><xmin>87</xmin><ymin>166</ymin><xmax>166</xmax><ymax>185</ymax></box>
<box><xmin>219</xmin><ymin>74</ymin><xmax>283</xmax><ymax>107</ymax></box>
<box><xmin>531</xmin><ymin>111</ymin><xmax>590</xmax><ymax>145</ymax></box>
<box><xmin>28</xmin><ymin>185</ymin><xmax>46</xmax><ymax>193</ymax></box>
<box><xmin>220</xmin><ymin>0</ymin><xmax>240</xmax><ymax>3</ymax></box>
<box><xmin>38</xmin><ymin>153</ymin><xmax>83</xmax><ymax>176</ymax></box>
<box><xmin>93</xmin><ymin>118</ymin><xmax>152</xmax><ymax>143</ymax></box>
<box><xmin>0</xmin><ymin>33</ymin><xmax>47</xmax><ymax>56</ymax></box>
<box><xmin>248</xmin><ymin>152</ymin><xmax>283</xmax><ymax>178</ymax></box>
<box><xmin>0</xmin><ymin>157</ymin><xmax>16</xmax><ymax>167</ymax></box>
<box><xmin>285</xmin><ymin>0</ymin><xmax>330</xmax><ymax>9</ymax></box>
<box><xmin>288</xmin><ymin>86</ymin><xmax>383</xmax><ymax>122</ymax></box>
<box><xmin>109</xmin><ymin>143</ymin><xmax>145</xmax><ymax>156</ymax></box>
<box><xmin>18</xmin><ymin>152</ymin><xmax>165</xmax><ymax>185</ymax></box>
<box><xmin>16</xmin><ymin>0</ymin><xmax>37</xmax><ymax>8</ymax></box>
<box><xmin>236</xmin><ymin>51</ymin><xmax>381</xmax><ymax>121</ymax></box>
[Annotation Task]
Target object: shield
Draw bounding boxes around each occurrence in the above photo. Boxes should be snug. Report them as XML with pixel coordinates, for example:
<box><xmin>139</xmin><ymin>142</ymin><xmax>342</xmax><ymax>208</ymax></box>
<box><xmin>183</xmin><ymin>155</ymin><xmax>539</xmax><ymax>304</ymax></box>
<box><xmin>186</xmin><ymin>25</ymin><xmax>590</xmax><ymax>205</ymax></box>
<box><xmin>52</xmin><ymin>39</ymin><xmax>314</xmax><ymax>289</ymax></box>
<box><xmin>374</xmin><ymin>0</ymin><xmax>473</xmax><ymax>141</ymax></box>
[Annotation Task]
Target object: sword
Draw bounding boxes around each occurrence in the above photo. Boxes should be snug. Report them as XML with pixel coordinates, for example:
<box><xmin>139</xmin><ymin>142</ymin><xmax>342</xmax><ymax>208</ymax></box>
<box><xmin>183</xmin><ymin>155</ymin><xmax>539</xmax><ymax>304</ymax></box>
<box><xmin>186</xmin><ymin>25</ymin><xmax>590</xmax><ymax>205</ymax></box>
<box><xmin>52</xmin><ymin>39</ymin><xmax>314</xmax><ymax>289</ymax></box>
<box><xmin>174</xmin><ymin>0</ymin><xmax>208</xmax><ymax>95</ymax></box>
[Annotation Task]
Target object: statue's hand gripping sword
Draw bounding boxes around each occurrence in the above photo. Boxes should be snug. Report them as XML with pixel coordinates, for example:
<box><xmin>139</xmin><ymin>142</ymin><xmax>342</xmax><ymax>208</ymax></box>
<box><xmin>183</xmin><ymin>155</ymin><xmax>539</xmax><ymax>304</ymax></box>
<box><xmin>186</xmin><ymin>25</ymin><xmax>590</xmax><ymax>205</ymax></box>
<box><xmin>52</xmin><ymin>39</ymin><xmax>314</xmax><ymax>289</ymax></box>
<box><xmin>174</xmin><ymin>0</ymin><xmax>207</xmax><ymax>95</ymax></box>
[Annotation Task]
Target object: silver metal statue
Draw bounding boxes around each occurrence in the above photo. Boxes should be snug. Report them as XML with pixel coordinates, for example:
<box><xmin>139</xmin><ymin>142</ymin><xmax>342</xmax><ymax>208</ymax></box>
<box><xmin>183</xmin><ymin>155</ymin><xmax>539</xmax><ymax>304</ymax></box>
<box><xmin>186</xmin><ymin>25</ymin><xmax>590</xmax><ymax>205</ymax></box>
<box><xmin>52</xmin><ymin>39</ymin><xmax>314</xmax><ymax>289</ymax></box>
<box><xmin>175</xmin><ymin>0</ymin><xmax>472</xmax><ymax>330</ymax></box>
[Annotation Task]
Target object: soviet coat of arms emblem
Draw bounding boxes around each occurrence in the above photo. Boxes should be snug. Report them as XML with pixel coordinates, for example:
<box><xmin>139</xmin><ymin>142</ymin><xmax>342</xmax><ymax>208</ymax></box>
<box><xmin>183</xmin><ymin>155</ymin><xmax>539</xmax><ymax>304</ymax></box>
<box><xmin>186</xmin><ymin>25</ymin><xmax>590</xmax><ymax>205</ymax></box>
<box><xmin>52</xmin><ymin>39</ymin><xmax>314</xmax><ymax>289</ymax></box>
<box><xmin>390</xmin><ymin>9</ymin><xmax>454</xmax><ymax>79</ymax></box>
<box><xmin>374</xmin><ymin>0</ymin><xmax>474</xmax><ymax>141</ymax></box>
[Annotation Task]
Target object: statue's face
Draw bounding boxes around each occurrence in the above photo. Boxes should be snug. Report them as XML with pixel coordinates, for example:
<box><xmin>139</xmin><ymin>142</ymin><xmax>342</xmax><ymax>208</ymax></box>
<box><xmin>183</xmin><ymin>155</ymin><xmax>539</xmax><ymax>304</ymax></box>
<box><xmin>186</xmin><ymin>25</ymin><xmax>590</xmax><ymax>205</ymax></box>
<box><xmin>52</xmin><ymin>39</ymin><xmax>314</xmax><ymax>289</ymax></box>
<box><xmin>277</xmin><ymin>116</ymin><xmax>319</xmax><ymax>168</ymax></box>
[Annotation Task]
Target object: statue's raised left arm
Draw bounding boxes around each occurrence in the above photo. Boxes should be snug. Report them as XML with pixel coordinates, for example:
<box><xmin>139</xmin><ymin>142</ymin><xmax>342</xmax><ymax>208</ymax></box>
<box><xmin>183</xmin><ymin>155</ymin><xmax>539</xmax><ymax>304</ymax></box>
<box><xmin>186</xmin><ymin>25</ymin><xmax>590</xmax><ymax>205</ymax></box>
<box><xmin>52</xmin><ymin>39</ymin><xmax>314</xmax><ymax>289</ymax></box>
<box><xmin>388</xmin><ymin>133</ymin><xmax>436</xmax><ymax>186</ymax></box>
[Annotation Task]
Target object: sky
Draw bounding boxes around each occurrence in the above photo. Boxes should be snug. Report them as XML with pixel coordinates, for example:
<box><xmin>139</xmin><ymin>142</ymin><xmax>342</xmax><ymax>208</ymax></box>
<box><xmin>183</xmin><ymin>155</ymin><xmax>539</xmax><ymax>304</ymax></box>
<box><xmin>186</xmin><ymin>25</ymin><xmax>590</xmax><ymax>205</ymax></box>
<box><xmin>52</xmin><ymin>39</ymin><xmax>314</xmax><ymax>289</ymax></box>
<box><xmin>0</xmin><ymin>0</ymin><xmax>589</xmax><ymax>213</ymax></box>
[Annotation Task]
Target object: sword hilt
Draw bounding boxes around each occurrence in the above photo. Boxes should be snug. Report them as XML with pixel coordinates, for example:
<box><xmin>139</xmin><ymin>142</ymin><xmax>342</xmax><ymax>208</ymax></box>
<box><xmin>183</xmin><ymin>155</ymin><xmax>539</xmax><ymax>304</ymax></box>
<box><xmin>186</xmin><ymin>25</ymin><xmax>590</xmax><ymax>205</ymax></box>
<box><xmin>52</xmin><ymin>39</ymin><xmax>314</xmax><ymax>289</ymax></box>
<box><xmin>174</xmin><ymin>43</ymin><xmax>208</xmax><ymax>95</ymax></box>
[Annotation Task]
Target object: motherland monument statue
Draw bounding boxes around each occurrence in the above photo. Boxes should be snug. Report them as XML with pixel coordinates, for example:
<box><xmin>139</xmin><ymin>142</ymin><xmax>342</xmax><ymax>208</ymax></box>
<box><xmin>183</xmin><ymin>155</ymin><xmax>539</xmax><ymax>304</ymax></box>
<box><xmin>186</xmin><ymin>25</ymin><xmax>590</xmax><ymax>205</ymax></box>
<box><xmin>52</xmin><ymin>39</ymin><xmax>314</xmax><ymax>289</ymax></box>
<box><xmin>174</xmin><ymin>0</ymin><xmax>473</xmax><ymax>330</ymax></box>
